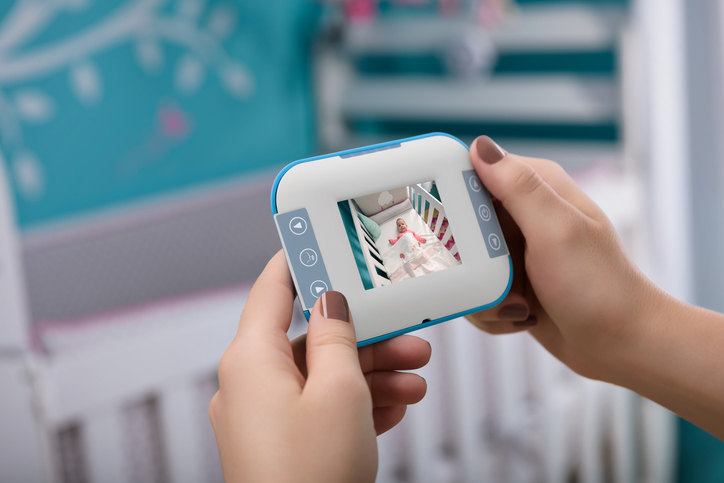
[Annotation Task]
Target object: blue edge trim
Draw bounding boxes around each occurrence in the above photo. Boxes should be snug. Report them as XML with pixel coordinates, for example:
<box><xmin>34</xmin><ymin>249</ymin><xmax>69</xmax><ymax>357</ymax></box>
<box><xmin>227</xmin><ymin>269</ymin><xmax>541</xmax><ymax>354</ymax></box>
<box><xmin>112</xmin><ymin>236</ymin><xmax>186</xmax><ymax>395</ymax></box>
<box><xmin>271</xmin><ymin>132</ymin><xmax>514</xmax><ymax>348</ymax></box>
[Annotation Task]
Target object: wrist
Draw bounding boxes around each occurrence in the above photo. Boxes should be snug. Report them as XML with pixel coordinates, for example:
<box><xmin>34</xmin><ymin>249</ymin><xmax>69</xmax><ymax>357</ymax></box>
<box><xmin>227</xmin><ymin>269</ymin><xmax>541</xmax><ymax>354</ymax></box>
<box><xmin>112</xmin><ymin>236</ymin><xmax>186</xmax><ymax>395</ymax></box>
<box><xmin>592</xmin><ymin>275</ymin><xmax>679</xmax><ymax>388</ymax></box>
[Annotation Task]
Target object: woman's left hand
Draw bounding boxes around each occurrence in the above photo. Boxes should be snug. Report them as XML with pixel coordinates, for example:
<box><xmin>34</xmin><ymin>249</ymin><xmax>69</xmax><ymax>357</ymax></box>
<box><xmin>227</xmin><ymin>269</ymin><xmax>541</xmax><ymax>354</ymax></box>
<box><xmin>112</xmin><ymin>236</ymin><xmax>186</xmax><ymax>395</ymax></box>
<box><xmin>210</xmin><ymin>251</ymin><xmax>431</xmax><ymax>483</ymax></box>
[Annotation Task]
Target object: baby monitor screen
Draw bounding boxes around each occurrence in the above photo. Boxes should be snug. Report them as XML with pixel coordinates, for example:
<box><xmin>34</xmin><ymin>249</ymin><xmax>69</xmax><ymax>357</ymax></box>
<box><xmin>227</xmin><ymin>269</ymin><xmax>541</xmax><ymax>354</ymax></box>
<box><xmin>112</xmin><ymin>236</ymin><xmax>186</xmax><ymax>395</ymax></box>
<box><xmin>337</xmin><ymin>181</ymin><xmax>462</xmax><ymax>290</ymax></box>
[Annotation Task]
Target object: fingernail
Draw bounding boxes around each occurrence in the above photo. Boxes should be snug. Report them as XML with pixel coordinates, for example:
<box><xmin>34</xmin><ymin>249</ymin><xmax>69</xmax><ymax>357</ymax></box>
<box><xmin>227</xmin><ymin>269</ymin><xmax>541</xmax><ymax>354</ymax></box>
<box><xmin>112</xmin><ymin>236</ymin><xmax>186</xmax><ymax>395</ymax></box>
<box><xmin>475</xmin><ymin>136</ymin><xmax>506</xmax><ymax>164</ymax></box>
<box><xmin>498</xmin><ymin>303</ymin><xmax>528</xmax><ymax>320</ymax></box>
<box><xmin>513</xmin><ymin>315</ymin><xmax>537</xmax><ymax>328</ymax></box>
<box><xmin>321</xmin><ymin>291</ymin><xmax>350</xmax><ymax>322</ymax></box>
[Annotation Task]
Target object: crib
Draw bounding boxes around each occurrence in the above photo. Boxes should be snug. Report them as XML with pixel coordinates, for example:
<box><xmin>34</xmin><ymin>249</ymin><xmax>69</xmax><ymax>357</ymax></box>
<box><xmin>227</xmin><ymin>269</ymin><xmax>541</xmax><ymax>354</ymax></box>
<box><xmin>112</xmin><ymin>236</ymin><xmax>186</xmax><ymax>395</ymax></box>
<box><xmin>349</xmin><ymin>183</ymin><xmax>460</xmax><ymax>289</ymax></box>
<box><xmin>1</xmin><ymin>166</ymin><xmax>677</xmax><ymax>483</ymax></box>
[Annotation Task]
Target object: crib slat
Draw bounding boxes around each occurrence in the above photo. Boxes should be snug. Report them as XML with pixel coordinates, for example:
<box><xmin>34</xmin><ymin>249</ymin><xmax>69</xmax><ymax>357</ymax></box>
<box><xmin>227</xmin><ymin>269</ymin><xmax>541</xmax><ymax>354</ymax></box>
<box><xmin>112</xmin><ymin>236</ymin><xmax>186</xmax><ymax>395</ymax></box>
<box><xmin>430</xmin><ymin>209</ymin><xmax>441</xmax><ymax>235</ymax></box>
<box><xmin>434</xmin><ymin>214</ymin><xmax>445</xmax><ymax>238</ymax></box>
<box><xmin>376</xmin><ymin>420</ymin><xmax>406</xmax><ymax>483</ymax></box>
<box><xmin>406</xmin><ymin>326</ymin><xmax>451</xmax><ymax>483</ymax></box>
<box><xmin>363</xmin><ymin>231</ymin><xmax>375</xmax><ymax>248</ymax></box>
<box><xmin>447</xmin><ymin>319</ymin><xmax>494</xmax><ymax>482</ymax></box>
<box><xmin>371</xmin><ymin>257</ymin><xmax>387</xmax><ymax>274</ymax></box>
<box><xmin>496</xmin><ymin>333</ymin><xmax>533</xmax><ymax>482</ymax></box>
<box><xmin>159</xmin><ymin>384</ymin><xmax>205</xmax><ymax>483</ymax></box>
<box><xmin>440</xmin><ymin>223</ymin><xmax>453</xmax><ymax>247</ymax></box>
<box><xmin>580</xmin><ymin>378</ymin><xmax>604</xmax><ymax>483</ymax></box>
<box><xmin>611</xmin><ymin>387</ymin><xmax>637</xmax><ymax>483</ymax></box>
<box><xmin>0</xmin><ymin>361</ymin><xmax>52</xmax><ymax>483</ymax></box>
<box><xmin>83</xmin><ymin>410</ymin><xmax>132</xmax><ymax>483</ymax></box>
<box><xmin>640</xmin><ymin>400</ymin><xmax>676</xmax><ymax>483</ymax></box>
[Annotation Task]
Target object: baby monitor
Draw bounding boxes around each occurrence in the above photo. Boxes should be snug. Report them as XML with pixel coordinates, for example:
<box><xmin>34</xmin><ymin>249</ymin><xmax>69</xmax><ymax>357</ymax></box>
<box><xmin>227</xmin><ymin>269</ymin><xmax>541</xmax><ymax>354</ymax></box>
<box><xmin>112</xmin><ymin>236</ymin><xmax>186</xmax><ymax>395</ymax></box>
<box><xmin>271</xmin><ymin>133</ymin><xmax>511</xmax><ymax>346</ymax></box>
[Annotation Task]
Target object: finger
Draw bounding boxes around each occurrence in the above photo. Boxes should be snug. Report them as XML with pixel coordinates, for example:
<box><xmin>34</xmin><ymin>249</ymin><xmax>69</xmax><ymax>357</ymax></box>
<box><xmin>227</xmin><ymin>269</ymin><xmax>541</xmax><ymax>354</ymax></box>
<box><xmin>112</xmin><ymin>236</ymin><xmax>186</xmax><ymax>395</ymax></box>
<box><xmin>365</xmin><ymin>371</ymin><xmax>427</xmax><ymax>408</ymax></box>
<box><xmin>236</xmin><ymin>250</ymin><xmax>296</xmax><ymax>342</ymax></box>
<box><xmin>304</xmin><ymin>291</ymin><xmax>364</xmax><ymax>389</ymax></box>
<box><xmin>472</xmin><ymin>136</ymin><xmax>604</xmax><ymax>221</ymax></box>
<box><xmin>465</xmin><ymin>201</ymin><xmax>530</xmax><ymax>325</ymax></box>
<box><xmin>466</xmin><ymin>315</ymin><xmax>538</xmax><ymax>335</ymax></box>
<box><xmin>373</xmin><ymin>406</ymin><xmax>407</xmax><ymax>436</ymax></box>
<box><xmin>358</xmin><ymin>335</ymin><xmax>432</xmax><ymax>374</ymax></box>
<box><xmin>293</xmin><ymin>334</ymin><xmax>432</xmax><ymax>379</ymax></box>
<box><xmin>471</xmin><ymin>136</ymin><xmax>581</xmax><ymax>242</ymax></box>
<box><xmin>496</xmin><ymin>200</ymin><xmax>528</xmax><ymax>297</ymax></box>
<box><xmin>520</xmin><ymin>156</ymin><xmax>607</xmax><ymax>222</ymax></box>
<box><xmin>290</xmin><ymin>334</ymin><xmax>308</xmax><ymax>377</ymax></box>
<box><xmin>218</xmin><ymin>251</ymin><xmax>301</xmax><ymax>391</ymax></box>
<box><xmin>466</xmin><ymin>291</ymin><xmax>529</xmax><ymax>323</ymax></box>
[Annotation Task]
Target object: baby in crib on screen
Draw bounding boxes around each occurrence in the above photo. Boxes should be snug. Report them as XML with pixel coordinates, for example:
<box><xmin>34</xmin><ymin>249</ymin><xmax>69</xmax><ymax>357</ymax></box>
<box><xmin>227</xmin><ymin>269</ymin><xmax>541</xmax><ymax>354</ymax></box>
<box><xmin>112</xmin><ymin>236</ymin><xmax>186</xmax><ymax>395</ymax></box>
<box><xmin>210</xmin><ymin>135</ymin><xmax>724</xmax><ymax>482</ymax></box>
<box><xmin>389</xmin><ymin>217</ymin><xmax>427</xmax><ymax>246</ymax></box>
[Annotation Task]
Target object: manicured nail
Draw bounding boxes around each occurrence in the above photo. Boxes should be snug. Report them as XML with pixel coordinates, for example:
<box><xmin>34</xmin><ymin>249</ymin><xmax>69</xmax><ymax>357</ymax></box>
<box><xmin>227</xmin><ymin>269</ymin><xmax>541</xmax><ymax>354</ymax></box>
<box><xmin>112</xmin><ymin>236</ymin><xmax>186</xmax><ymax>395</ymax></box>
<box><xmin>475</xmin><ymin>136</ymin><xmax>506</xmax><ymax>164</ymax></box>
<box><xmin>513</xmin><ymin>315</ymin><xmax>537</xmax><ymax>328</ymax></box>
<box><xmin>498</xmin><ymin>303</ymin><xmax>528</xmax><ymax>320</ymax></box>
<box><xmin>321</xmin><ymin>291</ymin><xmax>349</xmax><ymax>322</ymax></box>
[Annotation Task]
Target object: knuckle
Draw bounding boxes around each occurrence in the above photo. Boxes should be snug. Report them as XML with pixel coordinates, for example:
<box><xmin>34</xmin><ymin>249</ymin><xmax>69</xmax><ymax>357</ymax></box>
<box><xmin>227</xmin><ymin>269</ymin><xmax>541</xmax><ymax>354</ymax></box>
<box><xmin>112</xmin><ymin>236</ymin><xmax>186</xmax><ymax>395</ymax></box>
<box><xmin>556</xmin><ymin>212</ymin><xmax>588</xmax><ymax>247</ymax></box>
<box><xmin>511</xmin><ymin>166</ymin><xmax>544</xmax><ymax>196</ymax></box>
<box><xmin>208</xmin><ymin>392</ymin><xmax>220</xmax><ymax>427</ymax></box>
<box><xmin>310</xmin><ymin>330</ymin><xmax>357</xmax><ymax>352</ymax></box>
<box><xmin>216</xmin><ymin>349</ymin><xmax>239</xmax><ymax>387</ymax></box>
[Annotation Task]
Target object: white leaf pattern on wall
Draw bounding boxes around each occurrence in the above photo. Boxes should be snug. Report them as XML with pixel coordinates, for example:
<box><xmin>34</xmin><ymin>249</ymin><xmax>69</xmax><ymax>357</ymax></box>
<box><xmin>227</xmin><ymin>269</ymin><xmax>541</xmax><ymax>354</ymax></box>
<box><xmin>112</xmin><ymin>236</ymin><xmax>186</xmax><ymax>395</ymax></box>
<box><xmin>60</xmin><ymin>0</ymin><xmax>91</xmax><ymax>12</ymax></box>
<box><xmin>0</xmin><ymin>0</ymin><xmax>256</xmax><ymax>206</ymax></box>
<box><xmin>177</xmin><ymin>0</ymin><xmax>205</xmax><ymax>21</ymax></box>
<box><xmin>12</xmin><ymin>150</ymin><xmax>45</xmax><ymax>199</ymax></box>
<box><xmin>175</xmin><ymin>54</ymin><xmax>205</xmax><ymax>95</ymax></box>
<box><xmin>219</xmin><ymin>61</ymin><xmax>253</xmax><ymax>99</ymax></box>
<box><xmin>135</xmin><ymin>39</ymin><xmax>164</xmax><ymax>74</ymax></box>
<box><xmin>206</xmin><ymin>4</ymin><xmax>237</xmax><ymax>40</ymax></box>
<box><xmin>13</xmin><ymin>89</ymin><xmax>55</xmax><ymax>123</ymax></box>
<box><xmin>69</xmin><ymin>61</ymin><xmax>102</xmax><ymax>105</ymax></box>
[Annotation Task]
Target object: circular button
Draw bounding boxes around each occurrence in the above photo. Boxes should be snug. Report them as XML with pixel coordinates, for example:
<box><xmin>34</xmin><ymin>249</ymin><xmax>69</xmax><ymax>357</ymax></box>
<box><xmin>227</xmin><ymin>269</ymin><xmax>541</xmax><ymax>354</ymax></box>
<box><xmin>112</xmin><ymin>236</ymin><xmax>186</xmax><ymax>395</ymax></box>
<box><xmin>469</xmin><ymin>176</ymin><xmax>482</xmax><ymax>192</ymax></box>
<box><xmin>310</xmin><ymin>280</ymin><xmax>329</xmax><ymax>298</ymax></box>
<box><xmin>300</xmin><ymin>248</ymin><xmax>318</xmax><ymax>267</ymax></box>
<box><xmin>478</xmin><ymin>204</ymin><xmax>491</xmax><ymax>221</ymax></box>
<box><xmin>289</xmin><ymin>217</ymin><xmax>308</xmax><ymax>236</ymax></box>
<box><xmin>488</xmin><ymin>234</ymin><xmax>502</xmax><ymax>251</ymax></box>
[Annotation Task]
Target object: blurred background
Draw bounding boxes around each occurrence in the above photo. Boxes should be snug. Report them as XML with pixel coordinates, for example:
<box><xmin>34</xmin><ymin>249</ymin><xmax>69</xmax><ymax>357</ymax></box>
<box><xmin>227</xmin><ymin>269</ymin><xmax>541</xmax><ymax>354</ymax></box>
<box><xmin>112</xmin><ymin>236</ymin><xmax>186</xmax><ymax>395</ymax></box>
<box><xmin>1</xmin><ymin>0</ymin><xmax>723</xmax><ymax>482</ymax></box>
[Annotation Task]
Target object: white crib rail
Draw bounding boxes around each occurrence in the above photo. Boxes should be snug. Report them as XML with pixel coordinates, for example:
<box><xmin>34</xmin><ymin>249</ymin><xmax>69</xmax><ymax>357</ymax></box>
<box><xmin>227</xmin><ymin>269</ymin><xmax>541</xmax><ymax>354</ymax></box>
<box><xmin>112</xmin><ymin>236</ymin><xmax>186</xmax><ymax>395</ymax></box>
<box><xmin>33</xmin><ymin>291</ymin><xmax>244</xmax><ymax>483</ymax></box>
<box><xmin>23</xmin><ymin>295</ymin><xmax>673</xmax><ymax>483</ymax></box>
<box><xmin>349</xmin><ymin>199</ymin><xmax>391</xmax><ymax>288</ymax></box>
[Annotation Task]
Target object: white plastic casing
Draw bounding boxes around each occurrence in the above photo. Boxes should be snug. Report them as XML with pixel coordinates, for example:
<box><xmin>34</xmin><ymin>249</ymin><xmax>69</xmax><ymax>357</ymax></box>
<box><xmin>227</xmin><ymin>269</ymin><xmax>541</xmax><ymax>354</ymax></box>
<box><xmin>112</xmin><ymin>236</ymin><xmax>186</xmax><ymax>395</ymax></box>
<box><xmin>272</xmin><ymin>133</ymin><xmax>512</xmax><ymax>346</ymax></box>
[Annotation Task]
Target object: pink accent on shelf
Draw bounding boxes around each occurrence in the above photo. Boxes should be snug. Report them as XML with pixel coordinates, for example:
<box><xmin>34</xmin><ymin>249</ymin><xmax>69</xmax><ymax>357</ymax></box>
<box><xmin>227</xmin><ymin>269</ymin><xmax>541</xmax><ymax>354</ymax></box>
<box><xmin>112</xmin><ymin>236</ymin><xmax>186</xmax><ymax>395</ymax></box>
<box><xmin>29</xmin><ymin>281</ymin><xmax>253</xmax><ymax>354</ymax></box>
<box><xmin>439</xmin><ymin>0</ymin><xmax>460</xmax><ymax>16</ymax></box>
<box><xmin>345</xmin><ymin>0</ymin><xmax>377</xmax><ymax>23</ymax></box>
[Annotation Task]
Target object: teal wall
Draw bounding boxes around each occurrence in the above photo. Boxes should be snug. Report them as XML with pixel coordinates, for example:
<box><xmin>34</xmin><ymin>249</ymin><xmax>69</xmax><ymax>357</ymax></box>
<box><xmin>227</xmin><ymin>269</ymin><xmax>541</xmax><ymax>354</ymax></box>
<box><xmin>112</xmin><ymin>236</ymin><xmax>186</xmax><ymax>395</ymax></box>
<box><xmin>0</xmin><ymin>0</ymin><xmax>320</xmax><ymax>228</ymax></box>
<box><xmin>678</xmin><ymin>419</ymin><xmax>724</xmax><ymax>482</ymax></box>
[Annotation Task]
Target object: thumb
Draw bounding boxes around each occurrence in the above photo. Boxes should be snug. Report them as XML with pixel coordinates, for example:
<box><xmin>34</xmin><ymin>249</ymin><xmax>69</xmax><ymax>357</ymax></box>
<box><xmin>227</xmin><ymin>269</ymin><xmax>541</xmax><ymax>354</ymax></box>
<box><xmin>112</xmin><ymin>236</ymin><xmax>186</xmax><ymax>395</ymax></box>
<box><xmin>471</xmin><ymin>136</ymin><xmax>575</xmax><ymax>240</ymax></box>
<box><xmin>305</xmin><ymin>291</ymin><xmax>363</xmax><ymax>387</ymax></box>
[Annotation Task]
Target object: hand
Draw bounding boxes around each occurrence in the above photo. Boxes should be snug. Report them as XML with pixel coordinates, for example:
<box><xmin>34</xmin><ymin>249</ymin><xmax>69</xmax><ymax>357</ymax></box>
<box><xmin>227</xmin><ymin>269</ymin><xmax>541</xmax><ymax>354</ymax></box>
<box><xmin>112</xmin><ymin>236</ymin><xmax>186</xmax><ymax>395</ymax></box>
<box><xmin>465</xmin><ymin>136</ymin><xmax>663</xmax><ymax>381</ymax></box>
<box><xmin>209</xmin><ymin>251</ymin><xmax>431</xmax><ymax>482</ymax></box>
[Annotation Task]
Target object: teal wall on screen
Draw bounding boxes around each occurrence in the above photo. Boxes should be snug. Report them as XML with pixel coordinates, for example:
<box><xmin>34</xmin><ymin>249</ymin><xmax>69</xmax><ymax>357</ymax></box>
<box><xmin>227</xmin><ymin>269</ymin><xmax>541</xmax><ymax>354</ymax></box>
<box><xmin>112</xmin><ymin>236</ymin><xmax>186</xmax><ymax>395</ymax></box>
<box><xmin>0</xmin><ymin>0</ymin><xmax>320</xmax><ymax>228</ymax></box>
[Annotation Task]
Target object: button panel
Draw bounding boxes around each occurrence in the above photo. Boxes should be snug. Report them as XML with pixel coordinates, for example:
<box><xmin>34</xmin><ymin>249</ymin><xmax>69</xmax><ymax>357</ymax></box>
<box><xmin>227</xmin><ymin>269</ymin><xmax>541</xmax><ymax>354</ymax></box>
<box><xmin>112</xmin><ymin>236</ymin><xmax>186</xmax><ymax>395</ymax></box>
<box><xmin>275</xmin><ymin>208</ymin><xmax>332</xmax><ymax>310</ymax></box>
<box><xmin>462</xmin><ymin>170</ymin><xmax>509</xmax><ymax>259</ymax></box>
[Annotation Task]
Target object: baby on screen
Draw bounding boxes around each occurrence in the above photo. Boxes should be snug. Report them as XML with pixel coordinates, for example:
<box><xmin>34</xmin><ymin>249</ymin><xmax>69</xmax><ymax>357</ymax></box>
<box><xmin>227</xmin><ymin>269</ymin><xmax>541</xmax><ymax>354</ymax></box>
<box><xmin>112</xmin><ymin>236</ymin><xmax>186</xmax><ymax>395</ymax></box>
<box><xmin>389</xmin><ymin>218</ymin><xmax>427</xmax><ymax>246</ymax></box>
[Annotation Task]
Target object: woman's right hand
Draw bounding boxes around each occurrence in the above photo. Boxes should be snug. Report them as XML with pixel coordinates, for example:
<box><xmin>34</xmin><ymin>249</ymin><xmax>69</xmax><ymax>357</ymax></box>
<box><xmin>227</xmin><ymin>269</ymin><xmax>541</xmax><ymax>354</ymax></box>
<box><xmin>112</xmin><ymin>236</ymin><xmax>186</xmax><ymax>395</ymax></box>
<box><xmin>465</xmin><ymin>136</ymin><xmax>670</xmax><ymax>382</ymax></box>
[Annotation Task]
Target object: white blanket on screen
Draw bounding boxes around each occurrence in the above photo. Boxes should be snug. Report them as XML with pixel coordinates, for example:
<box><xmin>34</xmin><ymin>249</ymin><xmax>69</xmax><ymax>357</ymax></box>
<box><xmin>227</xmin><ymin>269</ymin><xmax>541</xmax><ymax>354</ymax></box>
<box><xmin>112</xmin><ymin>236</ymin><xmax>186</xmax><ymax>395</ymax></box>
<box><xmin>375</xmin><ymin>206</ymin><xmax>460</xmax><ymax>283</ymax></box>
